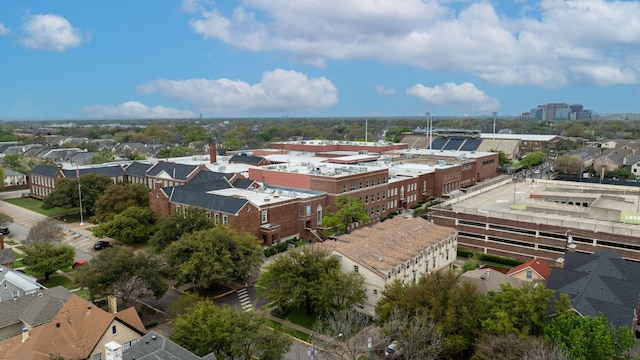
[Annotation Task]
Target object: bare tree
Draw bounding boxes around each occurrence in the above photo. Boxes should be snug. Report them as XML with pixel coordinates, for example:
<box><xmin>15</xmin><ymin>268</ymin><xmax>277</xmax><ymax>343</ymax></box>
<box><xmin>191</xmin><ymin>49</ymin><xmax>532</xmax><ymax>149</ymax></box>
<box><xmin>0</xmin><ymin>212</ymin><xmax>13</xmax><ymax>226</ymax></box>
<box><xmin>379</xmin><ymin>308</ymin><xmax>443</xmax><ymax>360</ymax></box>
<box><xmin>473</xmin><ymin>334</ymin><xmax>570</xmax><ymax>360</ymax></box>
<box><xmin>312</xmin><ymin>309</ymin><xmax>375</xmax><ymax>360</ymax></box>
<box><xmin>25</xmin><ymin>220</ymin><xmax>64</xmax><ymax>246</ymax></box>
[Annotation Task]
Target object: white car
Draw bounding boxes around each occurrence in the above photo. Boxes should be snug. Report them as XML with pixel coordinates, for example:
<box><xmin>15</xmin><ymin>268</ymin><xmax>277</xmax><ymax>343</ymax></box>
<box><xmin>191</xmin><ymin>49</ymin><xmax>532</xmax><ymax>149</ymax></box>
<box><xmin>534</xmin><ymin>170</ymin><xmax>540</xmax><ymax>174</ymax></box>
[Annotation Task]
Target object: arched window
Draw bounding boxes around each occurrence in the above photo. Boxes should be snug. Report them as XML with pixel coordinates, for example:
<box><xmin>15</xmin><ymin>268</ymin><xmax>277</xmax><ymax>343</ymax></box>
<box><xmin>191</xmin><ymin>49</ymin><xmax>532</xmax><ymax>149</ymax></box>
<box><xmin>317</xmin><ymin>205</ymin><xmax>323</xmax><ymax>225</ymax></box>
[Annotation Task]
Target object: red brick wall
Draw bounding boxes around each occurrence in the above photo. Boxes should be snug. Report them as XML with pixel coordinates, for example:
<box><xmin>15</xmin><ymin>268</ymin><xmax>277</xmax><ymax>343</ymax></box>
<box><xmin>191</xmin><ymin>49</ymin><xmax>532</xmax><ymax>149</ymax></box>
<box><xmin>249</xmin><ymin>168</ymin><xmax>312</xmax><ymax>189</ymax></box>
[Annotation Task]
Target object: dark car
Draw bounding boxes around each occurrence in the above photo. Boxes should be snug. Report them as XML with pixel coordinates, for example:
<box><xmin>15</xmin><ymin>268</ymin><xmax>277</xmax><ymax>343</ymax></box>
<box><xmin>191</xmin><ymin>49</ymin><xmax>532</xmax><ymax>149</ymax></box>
<box><xmin>93</xmin><ymin>240</ymin><xmax>113</xmax><ymax>250</ymax></box>
<box><xmin>0</xmin><ymin>227</ymin><xmax>9</xmax><ymax>235</ymax></box>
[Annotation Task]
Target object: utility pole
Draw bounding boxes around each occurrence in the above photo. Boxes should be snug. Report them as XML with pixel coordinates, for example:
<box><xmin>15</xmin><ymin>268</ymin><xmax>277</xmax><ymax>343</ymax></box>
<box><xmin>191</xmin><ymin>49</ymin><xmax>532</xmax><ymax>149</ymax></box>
<box><xmin>492</xmin><ymin>111</ymin><xmax>498</xmax><ymax>140</ymax></box>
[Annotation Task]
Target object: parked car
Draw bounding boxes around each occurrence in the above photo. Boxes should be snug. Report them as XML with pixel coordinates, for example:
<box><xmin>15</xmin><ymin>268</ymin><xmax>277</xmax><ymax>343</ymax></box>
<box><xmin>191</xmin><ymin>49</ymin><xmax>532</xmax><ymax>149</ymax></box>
<box><xmin>385</xmin><ymin>341</ymin><xmax>402</xmax><ymax>359</ymax></box>
<box><xmin>93</xmin><ymin>240</ymin><xmax>113</xmax><ymax>250</ymax></box>
<box><xmin>0</xmin><ymin>227</ymin><xmax>9</xmax><ymax>235</ymax></box>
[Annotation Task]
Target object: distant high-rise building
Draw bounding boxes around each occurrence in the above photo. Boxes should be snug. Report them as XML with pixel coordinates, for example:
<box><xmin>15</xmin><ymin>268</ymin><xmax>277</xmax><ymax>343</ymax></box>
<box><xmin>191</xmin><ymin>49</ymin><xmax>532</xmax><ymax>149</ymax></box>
<box><xmin>526</xmin><ymin>103</ymin><xmax>590</xmax><ymax>121</ymax></box>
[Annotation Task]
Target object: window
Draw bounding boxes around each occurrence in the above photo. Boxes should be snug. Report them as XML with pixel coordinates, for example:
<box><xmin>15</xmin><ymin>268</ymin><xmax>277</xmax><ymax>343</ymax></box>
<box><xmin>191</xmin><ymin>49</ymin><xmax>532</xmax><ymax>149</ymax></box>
<box><xmin>365</xmin><ymin>195</ymin><xmax>369</xmax><ymax>204</ymax></box>
<box><xmin>365</xmin><ymin>180</ymin><xmax>369</xmax><ymax>187</ymax></box>
<box><xmin>94</xmin><ymin>353</ymin><xmax>102</xmax><ymax>360</ymax></box>
<box><xmin>317</xmin><ymin>206</ymin><xmax>323</xmax><ymax>225</ymax></box>
<box><xmin>526</xmin><ymin>270</ymin><xmax>533</xmax><ymax>279</ymax></box>
<box><xmin>223</xmin><ymin>215</ymin><xmax>228</xmax><ymax>225</ymax></box>
<box><xmin>359</xmin><ymin>182</ymin><xmax>363</xmax><ymax>189</ymax></box>
<box><xmin>112</xmin><ymin>325</ymin><xmax>117</xmax><ymax>335</ymax></box>
<box><xmin>306</xmin><ymin>205</ymin><xmax>311</xmax><ymax>215</ymax></box>
<box><xmin>214</xmin><ymin>212</ymin><xmax>219</xmax><ymax>225</ymax></box>
<box><xmin>373</xmin><ymin>289</ymin><xmax>378</xmax><ymax>296</ymax></box>
<box><xmin>351</xmin><ymin>183</ymin><xmax>356</xmax><ymax>191</ymax></box>
<box><xmin>175</xmin><ymin>205</ymin><xmax>181</xmax><ymax>214</ymax></box>
<box><xmin>354</xmin><ymin>265</ymin><xmax>359</xmax><ymax>273</ymax></box>
<box><xmin>343</xmin><ymin>185</ymin><xmax>347</xmax><ymax>193</ymax></box>
<box><xmin>261</xmin><ymin>210</ymin><xmax>268</xmax><ymax>223</ymax></box>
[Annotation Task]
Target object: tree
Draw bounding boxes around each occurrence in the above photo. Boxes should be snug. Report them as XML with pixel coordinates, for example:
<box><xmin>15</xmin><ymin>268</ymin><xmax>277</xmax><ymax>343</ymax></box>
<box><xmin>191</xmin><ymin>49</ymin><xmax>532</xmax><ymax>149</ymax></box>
<box><xmin>490</xmin><ymin>149</ymin><xmax>511</xmax><ymax>168</ymax></box>
<box><xmin>385</xmin><ymin>126</ymin><xmax>411</xmax><ymax>143</ymax></box>
<box><xmin>379</xmin><ymin>309</ymin><xmax>443</xmax><ymax>360</ymax></box>
<box><xmin>90</xmin><ymin>149</ymin><xmax>115</xmax><ymax>164</ymax></box>
<box><xmin>257</xmin><ymin>246</ymin><xmax>366</xmax><ymax>316</ymax></box>
<box><xmin>322</xmin><ymin>196</ymin><xmax>370</xmax><ymax>236</ymax></box>
<box><xmin>74</xmin><ymin>246</ymin><xmax>167</xmax><ymax>307</ymax></box>
<box><xmin>376</xmin><ymin>269</ymin><xmax>485</xmax><ymax>357</ymax></box>
<box><xmin>93</xmin><ymin>206</ymin><xmax>157</xmax><ymax>244</ymax></box>
<box><xmin>43</xmin><ymin>173</ymin><xmax>113</xmax><ymax>216</ymax></box>
<box><xmin>472</xmin><ymin>334</ymin><xmax>569</xmax><ymax>360</ymax></box>
<box><xmin>93</xmin><ymin>182</ymin><xmax>150</xmax><ymax>223</ymax></box>
<box><xmin>482</xmin><ymin>283</ymin><xmax>556</xmax><ymax>337</ymax></box>
<box><xmin>171</xmin><ymin>301</ymin><xmax>291</xmax><ymax>359</ymax></box>
<box><xmin>22</xmin><ymin>241</ymin><xmax>75</xmax><ymax>281</ymax></box>
<box><xmin>312</xmin><ymin>309</ymin><xmax>374</xmax><ymax>360</ymax></box>
<box><xmin>149</xmin><ymin>209</ymin><xmax>213</xmax><ymax>251</ymax></box>
<box><xmin>0</xmin><ymin>212</ymin><xmax>13</xmax><ymax>226</ymax></box>
<box><xmin>553</xmin><ymin>154</ymin><xmax>582</xmax><ymax>175</ymax></box>
<box><xmin>520</xmin><ymin>151</ymin><xmax>547</xmax><ymax>168</ymax></box>
<box><xmin>164</xmin><ymin>226</ymin><xmax>263</xmax><ymax>290</ymax></box>
<box><xmin>544</xmin><ymin>313</ymin><xmax>636</xmax><ymax>360</ymax></box>
<box><xmin>157</xmin><ymin>145</ymin><xmax>198</xmax><ymax>158</ymax></box>
<box><xmin>25</xmin><ymin>220</ymin><xmax>65</xmax><ymax>246</ymax></box>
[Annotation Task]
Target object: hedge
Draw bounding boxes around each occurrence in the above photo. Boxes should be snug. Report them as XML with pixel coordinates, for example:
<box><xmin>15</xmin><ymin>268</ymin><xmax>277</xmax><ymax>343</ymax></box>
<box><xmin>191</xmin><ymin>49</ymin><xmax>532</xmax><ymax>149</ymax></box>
<box><xmin>457</xmin><ymin>248</ymin><xmax>525</xmax><ymax>267</ymax></box>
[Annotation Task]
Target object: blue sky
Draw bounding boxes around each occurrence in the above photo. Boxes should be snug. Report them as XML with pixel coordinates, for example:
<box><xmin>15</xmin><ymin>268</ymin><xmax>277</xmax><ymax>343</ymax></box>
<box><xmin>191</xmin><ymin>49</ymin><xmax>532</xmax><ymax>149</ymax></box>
<box><xmin>1</xmin><ymin>0</ymin><xmax>640</xmax><ymax>120</ymax></box>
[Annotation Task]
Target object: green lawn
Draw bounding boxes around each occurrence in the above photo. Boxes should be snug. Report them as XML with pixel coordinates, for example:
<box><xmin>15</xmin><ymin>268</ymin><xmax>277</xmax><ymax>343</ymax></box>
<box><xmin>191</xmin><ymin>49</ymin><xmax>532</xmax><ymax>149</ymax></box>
<box><xmin>41</xmin><ymin>275</ymin><xmax>76</xmax><ymax>290</ymax></box>
<box><xmin>73</xmin><ymin>288</ymin><xmax>90</xmax><ymax>300</ymax></box>
<box><xmin>281</xmin><ymin>305</ymin><xmax>316</xmax><ymax>330</ymax></box>
<box><xmin>268</xmin><ymin>320</ymin><xmax>311</xmax><ymax>342</ymax></box>
<box><xmin>13</xmin><ymin>251</ymin><xmax>23</xmax><ymax>260</ymax></box>
<box><xmin>13</xmin><ymin>259</ymin><xmax>23</xmax><ymax>268</ymax></box>
<box><xmin>5</xmin><ymin>240</ymin><xmax>18</xmax><ymax>246</ymax></box>
<box><xmin>4</xmin><ymin>197</ymin><xmax>80</xmax><ymax>217</ymax></box>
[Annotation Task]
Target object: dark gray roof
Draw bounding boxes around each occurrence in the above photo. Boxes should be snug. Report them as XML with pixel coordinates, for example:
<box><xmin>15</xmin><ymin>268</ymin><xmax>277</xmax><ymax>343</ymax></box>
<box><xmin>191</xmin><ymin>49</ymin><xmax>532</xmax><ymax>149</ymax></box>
<box><xmin>124</xmin><ymin>331</ymin><xmax>217</xmax><ymax>360</ymax></box>
<box><xmin>547</xmin><ymin>249</ymin><xmax>640</xmax><ymax>328</ymax></box>
<box><xmin>189</xmin><ymin>171</ymin><xmax>232</xmax><ymax>184</ymax></box>
<box><xmin>70</xmin><ymin>152</ymin><xmax>99</xmax><ymax>166</ymax></box>
<box><xmin>167</xmin><ymin>184</ymin><xmax>247</xmax><ymax>214</ymax></box>
<box><xmin>29</xmin><ymin>165</ymin><xmax>58</xmax><ymax>177</ymax></box>
<box><xmin>146</xmin><ymin>162</ymin><xmax>200</xmax><ymax>181</ymax></box>
<box><xmin>229</xmin><ymin>155</ymin><xmax>265</xmax><ymax>165</ymax></box>
<box><xmin>62</xmin><ymin>165</ymin><xmax>125</xmax><ymax>178</ymax></box>
<box><xmin>0</xmin><ymin>286</ymin><xmax>71</xmax><ymax>329</ymax></box>
<box><xmin>0</xmin><ymin>248</ymin><xmax>14</xmax><ymax>266</ymax></box>
<box><xmin>125</xmin><ymin>161</ymin><xmax>154</xmax><ymax>177</ymax></box>
<box><xmin>232</xmin><ymin>178</ymin><xmax>255</xmax><ymax>189</ymax></box>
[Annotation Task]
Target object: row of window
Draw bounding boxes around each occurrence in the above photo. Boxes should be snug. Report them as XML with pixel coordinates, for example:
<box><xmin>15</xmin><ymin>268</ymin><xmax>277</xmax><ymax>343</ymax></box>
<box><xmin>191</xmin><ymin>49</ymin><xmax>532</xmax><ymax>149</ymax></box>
<box><xmin>32</xmin><ymin>175</ymin><xmax>54</xmax><ymax>187</ymax></box>
<box><xmin>342</xmin><ymin>177</ymin><xmax>388</xmax><ymax>193</ymax></box>
<box><xmin>31</xmin><ymin>186</ymin><xmax>53</xmax><ymax>197</ymax></box>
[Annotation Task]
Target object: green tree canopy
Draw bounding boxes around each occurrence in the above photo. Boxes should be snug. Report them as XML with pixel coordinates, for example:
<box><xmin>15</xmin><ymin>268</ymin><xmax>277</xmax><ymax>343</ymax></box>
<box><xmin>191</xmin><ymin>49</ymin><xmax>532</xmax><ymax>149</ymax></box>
<box><xmin>171</xmin><ymin>301</ymin><xmax>291</xmax><ymax>359</ymax></box>
<box><xmin>74</xmin><ymin>246</ymin><xmax>167</xmax><ymax>307</ymax></box>
<box><xmin>257</xmin><ymin>246</ymin><xmax>366</xmax><ymax>316</ymax></box>
<box><xmin>22</xmin><ymin>241</ymin><xmax>75</xmax><ymax>281</ymax></box>
<box><xmin>375</xmin><ymin>269</ymin><xmax>485</xmax><ymax>357</ymax></box>
<box><xmin>93</xmin><ymin>182</ymin><xmax>150</xmax><ymax>223</ymax></box>
<box><xmin>90</xmin><ymin>149</ymin><xmax>115</xmax><ymax>164</ymax></box>
<box><xmin>481</xmin><ymin>283</ymin><xmax>556</xmax><ymax>337</ymax></box>
<box><xmin>322</xmin><ymin>196</ymin><xmax>370</xmax><ymax>236</ymax></box>
<box><xmin>164</xmin><ymin>226</ymin><xmax>263</xmax><ymax>289</ymax></box>
<box><xmin>43</xmin><ymin>173</ymin><xmax>113</xmax><ymax>216</ymax></box>
<box><xmin>149</xmin><ymin>209</ymin><xmax>213</xmax><ymax>251</ymax></box>
<box><xmin>544</xmin><ymin>313</ymin><xmax>636</xmax><ymax>360</ymax></box>
<box><xmin>93</xmin><ymin>206</ymin><xmax>157</xmax><ymax>244</ymax></box>
<box><xmin>157</xmin><ymin>145</ymin><xmax>198</xmax><ymax>158</ymax></box>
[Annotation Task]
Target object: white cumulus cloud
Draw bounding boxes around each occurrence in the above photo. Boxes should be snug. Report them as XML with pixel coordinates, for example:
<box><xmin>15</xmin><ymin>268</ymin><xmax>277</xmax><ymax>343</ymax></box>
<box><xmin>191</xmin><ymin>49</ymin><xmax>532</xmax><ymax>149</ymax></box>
<box><xmin>137</xmin><ymin>69</ymin><xmax>339</xmax><ymax>115</ymax></box>
<box><xmin>184</xmin><ymin>0</ymin><xmax>640</xmax><ymax>87</ymax></box>
<box><xmin>0</xmin><ymin>23</ymin><xmax>9</xmax><ymax>36</ymax></box>
<box><xmin>406</xmin><ymin>82</ymin><xmax>499</xmax><ymax>113</ymax></box>
<box><xmin>79</xmin><ymin>101</ymin><xmax>195</xmax><ymax>119</ymax></box>
<box><xmin>19</xmin><ymin>14</ymin><xmax>89</xmax><ymax>51</ymax></box>
<box><xmin>374</xmin><ymin>85</ymin><xmax>396</xmax><ymax>95</ymax></box>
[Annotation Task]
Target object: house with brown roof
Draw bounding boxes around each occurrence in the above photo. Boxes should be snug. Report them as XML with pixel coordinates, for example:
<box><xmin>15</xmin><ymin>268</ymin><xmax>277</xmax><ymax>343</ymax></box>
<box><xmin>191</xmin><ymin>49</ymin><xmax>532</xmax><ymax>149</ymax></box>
<box><xmin>459</xmin><ymin>267</ymin><xmax>523</xmax><ymax>293</ymax></box>
<box><xmin>0</xmin><ymin>294</ymin><xmax>146</xmax><ymax>360</ymax></box>
<box><xmin>318</xmin><ymin>215</ymin><xmax>457</xmax><ymax>315</ymax></box>
<box><xmin>506</xmin><ymin>257</ymin><xmax>552</xmax><ymax>283</ymax></box>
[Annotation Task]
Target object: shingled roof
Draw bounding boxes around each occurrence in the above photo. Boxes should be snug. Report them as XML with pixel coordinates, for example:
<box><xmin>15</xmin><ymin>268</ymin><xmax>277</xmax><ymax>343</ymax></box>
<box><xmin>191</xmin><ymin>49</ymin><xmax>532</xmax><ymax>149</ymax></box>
<box><xmin>124</xmin><ymin>331</ymin><xmax>217</xmax><ymax>360</ymax></box>
<box><xmin>146</xmin><ymin>161</ymin><xmax>200</xmax><ymax>181</ymax></box>
<box><xmin>547</xmin><ymin>249</ymin><xmax>640</xmax><ymax>328</ymax></box>
<box><xmin>165</xmin><ymin>183</ymin><xmax>248</xmax><ymax>215</ymax></box>
<box><xmin>29</xmin><ymin>165</ymin><xmax>58</xmax><ymax>177</ymax></box>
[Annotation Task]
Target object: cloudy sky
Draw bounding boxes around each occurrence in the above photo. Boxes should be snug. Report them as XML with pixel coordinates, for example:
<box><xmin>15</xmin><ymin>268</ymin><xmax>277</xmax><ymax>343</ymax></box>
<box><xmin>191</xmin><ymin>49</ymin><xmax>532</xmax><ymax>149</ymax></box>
<box><xmin>1</xmin><ymin>0</ymin><xmax>639</xmax><ymax>119</ymax></box>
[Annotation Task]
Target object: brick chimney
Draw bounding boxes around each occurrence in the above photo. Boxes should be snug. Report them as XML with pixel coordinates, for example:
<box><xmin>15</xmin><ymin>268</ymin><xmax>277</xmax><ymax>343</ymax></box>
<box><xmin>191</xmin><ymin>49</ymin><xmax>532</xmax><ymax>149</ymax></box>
<box><xmin>107</xmin><ymin>295</ymin><xmax>117</xmax><ymax>314</ymax></box>
<box><xmin>0</xmin><ymin>234</ymin><xmax>4</xmax><ymax>250</ymax></box>
<box><xmin>21</xmin><ymin>328</ymin><xmax>30</xmax><ymax>343</ymax></box>
<box><xmin>209</xmin><ymin>143</ymin><xmax>217</xmax><ymax>164</ymax></box>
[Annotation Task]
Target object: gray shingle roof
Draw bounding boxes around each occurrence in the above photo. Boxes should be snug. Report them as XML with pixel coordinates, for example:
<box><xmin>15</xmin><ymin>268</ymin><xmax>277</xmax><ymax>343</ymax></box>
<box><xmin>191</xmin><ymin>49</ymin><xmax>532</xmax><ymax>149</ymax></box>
<box><xmin>146</xmin><ymin>162</ymin><xmax>199</xmax><ymax>180</ymax></box>
<box><xmin>62</xmin><ymin>165</ymin><xmax>125</xmax><ymax>178</ymax></box>
<box><xmin>30</xmin><ymin>165</ymin><xmax>58</xmax><ymax>177</ymax></box>
<box><xmin>0</xmin><ymin>248</ymin><xmax>14</xmax><ymax>266</ymax></box>
<box><xmin>188</xmin><ymin>171</ymin><xmax>232</xmax><ymax>184</ymax></box>
<box><xmin>0</xmin><ymin>286</ymin><xmax>71</xmax><ymax>329</ymax></box>
<box><xmin>229</xmin><ymin>155</ymin><xmax>265</xmax><ymax>165</ymax></box>
<box><xmin>232</xmin><ymin>178</ymin><xmax>255</xmax><ymax>189</ymax></box>
<box><xmin>124</xmin><ymin>331</ymin><xmax>217</xmax><ymax>360</ymax></box>
<box><xmin>547</xmin><ymin>249</ymin><xmax>640</xmax><ymax>328</ymax></box>
<box><xmin>125</xmin><ymin>161</ymin><xmax>154</xmax><ymax>177</ymax></box>
<box><xmin>167</xmin><ymin>184</ymin><xmax>247</xmax><ymax>214</ymax></box>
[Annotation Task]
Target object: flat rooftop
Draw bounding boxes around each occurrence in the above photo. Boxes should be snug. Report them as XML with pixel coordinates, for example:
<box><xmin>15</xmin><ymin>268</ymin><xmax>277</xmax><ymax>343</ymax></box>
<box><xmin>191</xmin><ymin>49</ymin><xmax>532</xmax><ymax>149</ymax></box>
<box><xmin>446</xmin><ymin>178</ymin><xmax>640</xmax><ymax>237</ymax></box>
<box><xmin>208</xmin><ymin>186</ymin><xmax>321</xmax><ymax>207</ymax></box>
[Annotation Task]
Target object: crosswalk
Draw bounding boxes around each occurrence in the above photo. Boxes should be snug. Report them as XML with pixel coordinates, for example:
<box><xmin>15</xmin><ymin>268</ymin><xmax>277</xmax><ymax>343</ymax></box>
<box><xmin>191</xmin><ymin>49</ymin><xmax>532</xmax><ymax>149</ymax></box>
<box><xmin>237</xmin><ymin>288</ymin><xmax>253</xmax><ymax>312</ymax></box>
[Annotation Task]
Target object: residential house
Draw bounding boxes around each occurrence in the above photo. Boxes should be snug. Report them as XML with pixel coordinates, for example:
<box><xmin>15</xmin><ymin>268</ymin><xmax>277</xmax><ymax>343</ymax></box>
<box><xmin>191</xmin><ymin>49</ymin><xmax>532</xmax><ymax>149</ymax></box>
<box><xmin>459</xmin><ymin>267</ymin><xmax>523</xmax><ymax>293</ymax></box>
<box><xmin>123</xmin><ymin>331</ymin><xmax>217</xmax><ymax>359</ymax></box>
<box><xmin>0</xmin><ymin>267</ymin><xmax>44</xmax><ymax>302</ymax></box>
<box><xmin>505</xmin><ymin>257</ymin><xmax>552</xmax><ymax>283</ymax></box>
<box><xmin>0</xmin><ymin>286</ymin><xmax>71</xmax><ymax>342</ymax></box>
<box><xmin>0</xmin><ymin>294</ymin><xmax>146</xmax><ymax>360</ymax></box>
<box><xmin>547</xmin><ymin>249</ymin><xmax>640</xmax><ymax>331</ymax></box>
<box><xmin>318</xmin><ymin>215</ymin><xmax>457</xmax><ymax>315</ymax></box>
<box><xmin>3</xmin><ymin>168</ymin><xmax>27</xmax><ymax>188</ymax></box>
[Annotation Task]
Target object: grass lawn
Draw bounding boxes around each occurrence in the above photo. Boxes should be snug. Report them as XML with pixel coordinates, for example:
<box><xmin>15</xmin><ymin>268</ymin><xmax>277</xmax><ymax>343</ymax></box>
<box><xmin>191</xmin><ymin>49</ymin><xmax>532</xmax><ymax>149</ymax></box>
<box><xmin>13</xmin><ymin>251</ymin><xmax>23</xmax><ymax>259</ymax></box>
<box><xmin>4</xmin><ymin>197</ymin><xmax>79</xmax><ymax>218</ymax></box>
<box><xmin>41</xmin><ymin>275</ymin><xmax>76</xmax><ymax>290</ymax></box>
<box><xmin>268</xmin><ymin>320</ymin><xmax>310</xmax><ymax>342</ymax></box>
<box><xmin>73</xmin><ymin>289</ymin><xmax>90</xmax><ymax>300</ymax></box>
<box><xmin>13</xmin><ymin>259</ymin><xmax>23</xmax><ymax>268</ymax></box>
<box><xmin>281</xmin><ymin>304</ymin><xmax>316</xmax><ymax>330</ymax></box>
<box><xmin>5</xmin><ymin>240</ymin><xmax>18</xmax><ymax>246</ymax></box>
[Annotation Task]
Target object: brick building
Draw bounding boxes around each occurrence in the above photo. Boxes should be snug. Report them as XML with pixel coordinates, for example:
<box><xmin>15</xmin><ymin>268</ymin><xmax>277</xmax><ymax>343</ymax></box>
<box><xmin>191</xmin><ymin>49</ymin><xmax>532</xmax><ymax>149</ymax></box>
<box><xmin>29</xmin><ymin>164</ymin><xmax>125</xmax><ymax>199</ymax></box>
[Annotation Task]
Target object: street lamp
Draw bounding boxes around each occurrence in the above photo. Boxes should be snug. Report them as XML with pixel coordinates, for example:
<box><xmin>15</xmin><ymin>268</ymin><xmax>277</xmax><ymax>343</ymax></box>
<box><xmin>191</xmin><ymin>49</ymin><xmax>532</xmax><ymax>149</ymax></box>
<box><xmin>426</xmin><ymin>112</ymin><xmax>432</xmax><ymax>150</ymax></box>
<box><xmin>309</xmin><ymin>333</ymin><xmax>342</xmax><ymax>360</ymax></box>
<box><xmin>492</xmin><ymin>111</ymin><xmax>498</xmax><ymax>140</ymax></box>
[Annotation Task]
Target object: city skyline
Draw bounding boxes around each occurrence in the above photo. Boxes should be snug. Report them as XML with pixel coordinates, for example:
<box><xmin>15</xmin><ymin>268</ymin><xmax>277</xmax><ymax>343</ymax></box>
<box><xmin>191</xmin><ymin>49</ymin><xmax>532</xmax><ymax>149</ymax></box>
<box><xmin>1</xmin><ymin>1</ymin><xmax>640</xmax><ymax>120</ymax></box>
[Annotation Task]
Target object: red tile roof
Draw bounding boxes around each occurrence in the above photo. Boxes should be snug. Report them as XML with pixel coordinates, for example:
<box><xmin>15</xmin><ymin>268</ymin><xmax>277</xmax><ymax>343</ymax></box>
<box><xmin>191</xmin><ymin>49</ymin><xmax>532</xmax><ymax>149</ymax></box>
<box><xmin>506</xmin><ymin>257</ymin><xmax>552</xmax><ymax>280</ymax></box>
